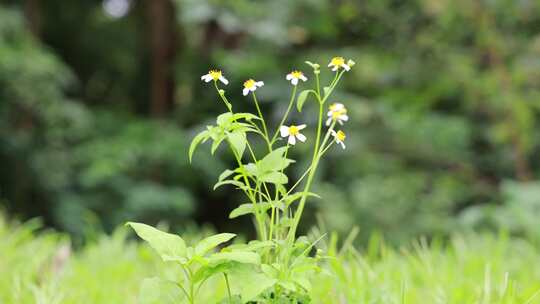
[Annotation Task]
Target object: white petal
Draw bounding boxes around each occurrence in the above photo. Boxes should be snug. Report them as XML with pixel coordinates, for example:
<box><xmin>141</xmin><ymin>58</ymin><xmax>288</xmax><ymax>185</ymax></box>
<box><xmin>296</xmin><ymin>133</ymin><xmax>306</xmax><ymax>142</ymax></box>
<box><xmin>327</xmin><ymin>111</ymin><xmax>333</xmax><ymax>117</ymax></box>
<box><xmin>338</xmin><ymin>120</ymin><xmax>343</xmax><ymax>125</ymax></box>
<box><xmin>340</xmin><ymin>142</ymin><xmax>346</xmax><ymax>149</ymax></box>
<box><xmin>250</xmin><ymin>86</ymin><xmax>257</xmax><ymax>92</ymax></box>
<box><xmin>243</xmin><ymin>88</ymin><xmax>250</xmax><ymax>96</ymax></box>
<box><xmin>297</xmin><ymin>124</ymin><xmax>307</xmax><ymax>130</ymax></box>
<box><xmin>332</xmin><ymin>66</ymin><xmax>339</xmax><ymax>71</ymax></box>
<box><xmin>340</xmin><ymin>115</ymin><xmax>349</xmax><ymax>121</ymax></box>
<box><xmin>291</xmin><ymin>78</ymin><xmax>298</xmax><ymax>86</ymax></box>
<box><xmin>280</xmin><ymin>126</ymin><xmax>290</xmax><ymax>137</ymax></box>
<box><xmin>328</xmin><ymin>62</ymin><xmax>333</xmax><ymax>67</ymax></box>
<box><xmin>288</xmin><ymin>135</ymin><xmax>296</xmax><ymax>145</ymax></box>
<box><xmin>330</xmin><ymin>130</ymin><xmax>337</xmax><ymax>136</ymax></box>
<box><xmin>256</xmin><ymin>81</ymin><xmax>264</xmax><ymax>87</ymax></box>
<box><xmin>326</xmin><ymin>118</ymin><xmax>332</xmax><ymax>126</ymax></box>
<box><xmin>201</xmin><ymin>74</ymin><xmax>209</xmax><ymax>80</ymax></box>
<box><xmin>286</xmin><ymin>74</ymin><xmax>293</xmax><ymax>80</ymax></box>
<box><xmin>342</xmin><ymin>64</ymin><xmax>351</xmax><ymax>71</ymax></box>
<box><xmin>300</xmin><ymin>75</ymin><xmax>307</xmax><ymax>81</ymax></box>
<box><xmin>219</xmin><ymin>76</ymin><xmax>229</xmax><ymax>85</ymax></box>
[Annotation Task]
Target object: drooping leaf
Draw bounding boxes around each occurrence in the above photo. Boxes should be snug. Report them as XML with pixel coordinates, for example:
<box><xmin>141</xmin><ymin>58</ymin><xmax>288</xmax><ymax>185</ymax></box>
<box><xmin>188</xmin><ymin>130</ymin><xmax>209</xmax><ymax>163</ymax></box>
<box><xmin>229</xmin><ymin>203</ymin><xmax>271</xmax><ymax>219</ymax></box>
<box><xmin>209</xmin><ymin>251</ymin><xmax>261</xmax><ymax>265</ymax></box>
<box><xmin>216</xmin><ymin>112</ymin><xmax>233</xmax><ymax>126</ymax></box>
<box><xmin>195</xmin><ymin>233</ymin><xmax>236</xmax><ymax>256</ymax></box>
<box><xmin>258</xmin><ymin>147</ymin><xmax>294</xmax><ymax>173</ymax></box>
<box><xmin>296</xmin><ymin>89</ymin><xmax>317</xmax><ymax>112</ymax></box>
<box><xmin>232</xmin><ymin>112</ymin><xmax>261</xmax><ymax>122</ymax></box>
<box><xmin>285</xmin><ymin>192</ymin><xmax>321</xmax><ymax>206</ymax></box>
<box><xmin>126</xmin><ymin>222</ymin><xmax>187</xmax><ymax>263</ymax></box>
<box><xmin>218</xmin><ymin>169</ymin><xmax>235</xmax><ymax>182</ymax></box>
<box><xmin>214</xmin><ymin>180</ymin><xmax>246</xmax><ymax>190</ymax></box>
<box><xmin>259</xmin><ymin>171</ymin><xmax>288</xmax><ymax>184</ymax></box>
<box><xmin>192</xmin><ymin>262</ymin><xmax>234</xmax><ymax>284</ymax></box>
<box><xmin>228</xmin><ymin>131</ymin><xmax>246</xmax><ymax>157</ymax></box>
<box><xmin>211</xmin><ymin>133</ymin><xmax>226</xmax><ymax>154</ymax></box>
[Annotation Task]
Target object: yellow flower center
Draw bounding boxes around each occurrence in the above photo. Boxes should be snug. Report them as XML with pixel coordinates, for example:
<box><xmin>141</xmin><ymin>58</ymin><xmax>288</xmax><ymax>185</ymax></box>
<box><xmin>289</xmin><ymin>125</ymin><xmax>300</xmax><ymax>136</ymax></box>
<box><xmin>336</xmin><ymin>130</ymin><xmax>346</xmax><ymax>141</ymax></box>
<box><xmin>331</xmin><ymin>57</ymin><xmax>345</xmax><ymax>66</ymax></box>
<box><xmin>332</xmin><ymin>108</ymin><xmax>347</xmax><ymax>119</ymax></box>
<box><xmin>290</xmin><ymin>71</ymin><xmax>303</xmax><ymax>78</ymax></box>
<box><xmin>244</xmin><ymin>79</ymin><xmax>256</xmax><ymax>89</ymax></box>
<box><xmin>209</xmin><ymin>70</ymin><xmax>222</xmax><ymax>80</ymax></box>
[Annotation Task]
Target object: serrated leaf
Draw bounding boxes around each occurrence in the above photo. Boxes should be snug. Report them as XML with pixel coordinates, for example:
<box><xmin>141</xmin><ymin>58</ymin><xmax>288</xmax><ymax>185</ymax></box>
<box><xmin>260</xmin><ymin>171</ymin><xmax>288</xmax><ymax>184</ymax></box>
<box><xmin>297</xmin><ymin>90</ymin><xmax>316</xmax><ymax>112</ymax></box>
<box><xmin>258</xmin><ymin>147</ymin><xmax>294</xmax><ymax>173</ymax></box>
<box><xmin>188</xmin><ymin>131</ymin><xmax>209</xmax><ymax>163</ymax></box>
<box><xmin>126</xmin><ymin>222</ymin><xmax>187</xmax><ymax>263</ymax></box>
<box><xmin>228</xmin><ymin>131</ymin><xmax>246</xmax><ymax>157</ymax></box>
<box><xmin>195</xmin><ymin>233</ymin><xmax>236</xmax><ymax>256</ymax></box>
<box><xmin>209</xmin><ymin>251</ymin><xmax>261</xmax><ymax>264</ymax></box>
<box><xmin>229</xmin><ymin>203</ymin><xmax>271</xmax><ymax>219</ymax></box>
<box><xmin>192</xmin><ymin>262</ymin><xmax>234</xmax><ymax>284</ymax></box>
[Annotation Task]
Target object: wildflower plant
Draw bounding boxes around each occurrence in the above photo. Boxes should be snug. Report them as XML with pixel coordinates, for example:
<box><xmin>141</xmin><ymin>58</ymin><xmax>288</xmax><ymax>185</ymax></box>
<box><xmin>128</xmin><ymin>57</ymin><xmax>354</xmax><ymax>303</ymax></box>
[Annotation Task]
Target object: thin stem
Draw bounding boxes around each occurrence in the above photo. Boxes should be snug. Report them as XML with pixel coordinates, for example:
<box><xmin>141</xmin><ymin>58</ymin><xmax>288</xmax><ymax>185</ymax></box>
<box><xmin>214</xmin><ymin>81</ymin><xmax>232</xmax><ymax>111</ymax></box>
<box><xmin>287</xmin><ymin>100</ymin><xmax>324</xmax><ymax>242</ymax></box>
<box><xmin>252</xmin><ymin>92</ymin><xmax>272</xmax><ymax>151</ymax></box>
<box><xmin>224</xmin><ymin>273</ymin><xmax>232</xmax><ymax>303</ymax></box>
<box><xmin>271</xmin><ymin>85</ymin><xmax>297</xmax><ymax>144</ymax></box>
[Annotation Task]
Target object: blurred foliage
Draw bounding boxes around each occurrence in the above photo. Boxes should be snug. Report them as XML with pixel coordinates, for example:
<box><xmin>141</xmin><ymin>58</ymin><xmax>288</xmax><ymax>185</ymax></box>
<box><xmin>1</xmin><ymin>0</ymin><xmax>540</xmax><ymax>244</ymax></box>
<box><xmin>2</xmin><ymin>214</ymin><xmax>540</xmax><ymax>303</ymax></box>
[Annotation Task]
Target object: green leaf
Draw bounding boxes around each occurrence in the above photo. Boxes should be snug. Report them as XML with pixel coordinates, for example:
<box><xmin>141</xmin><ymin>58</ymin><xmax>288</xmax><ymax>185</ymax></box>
<box><xmin>209</xmin><ymin>251</ymin><xmax>261</xmax><ymax>265</ymax></box>
<box><xmin>218</xmin><ymin>169</ymin><xmax>235</xmax><ymax>182</ymax></box>
<box><xmin>296</xmin><ymin>90</ymin><xmax>316</xmax><ymax>112</ymax></box>
<box><xmin>232</xmin><ymin>112</ymin><xmax>261</xmax><ymax>122</ymax></box>
<box><xmin>192</xmin><ymin>262</ymin><xmax>234</xmax><ymax>284</ymax></box>
<box><xmin>213</xmin><ymin>180</ymin><xmax>246</xmax><ymax>190</ymax></box>
<box><xmin>258</xmin><ymin>147</ymin><xmax>294</xmax><ymax>173</ymax></box>
<box><xmin>126</xmin><ymin>222</ymin><xmax>187</xmax><ymax>263</ymax></box>
<box><xmin>285</xmin><ymin>192</ymin><xmax>321</xmax><ymax>206</ymax></box>
<box><xmin>211</xmin><ymin>134</ymin><xmax>226</xmax><ymax>154</ymax></box>
<box><xmin>139</xmin><ymin>277</ymin><xmax>184</xmax><ymax>304</ymax></box>
<box><xmin>259</xmin><ymin>171</ymin><xmax>288</xmax><ymax>184</ymax></box>
<box><xmin>228</xmin><ymin>131</ymin><xmax>246</xmax><ymax>157</ymax></box>
<box><xmin>229</xmin><ymin>203</ymin><xmax>271</xmax><ymax>219</ymax></box>
<box><xmin>188</xmin><ymin>130</ymin><xmax>209</xmax><ymax>163</ymax></box>
<box><xmin>216</xmin><ymin>112</ymin><xmax>233</xmax><ymax>126</ymax></box>
<box><xmin>195</xmin><ymin>233</ymin><xmax>236</xmax><ymax>256</ymax></box>
<box><xmin>229</xmin><ymin>265</ymin><xmax>277</xmax><ymax>302</ymax></box>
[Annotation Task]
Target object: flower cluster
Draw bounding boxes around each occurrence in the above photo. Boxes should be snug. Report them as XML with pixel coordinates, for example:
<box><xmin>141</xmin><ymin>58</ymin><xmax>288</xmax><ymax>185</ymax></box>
<box><xmin>200</xmin><ymin>57</ymin><xmax>353</xmax><ymax>148</ymax></box>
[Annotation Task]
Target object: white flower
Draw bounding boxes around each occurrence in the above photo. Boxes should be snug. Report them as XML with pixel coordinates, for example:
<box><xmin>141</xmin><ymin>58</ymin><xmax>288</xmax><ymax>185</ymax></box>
<box><xmin>331</xmin><ymin>130</ymin><xmax>347</xmax><ymax>149</ymax></box>
<box><xmin>286</xmin><ymin>70</ymin><xmax>308</xmax><ymax>86</ymax></box>
<box><xmin>328</xmin><ymin>57</ymin><xmax>351</xmax><ymax>72</ymax></box>
<box><xmin>201</xmin><ymin>69</ymin><xmax>229</xmax><ymax>85</ymax></box>
<box><xmin>326</xmin><ymin>103</ymin><xmax>349</xmax><ymax>126</ymax></box>
<box><xmin>279</xmin><ymin>124</ymin><xmax>307</xmax><ymax>145</ymax></box>
<box><xmin>243</xmin><ymin>79</ymin><xmax>264</xmax><ymax>96</ymax></box>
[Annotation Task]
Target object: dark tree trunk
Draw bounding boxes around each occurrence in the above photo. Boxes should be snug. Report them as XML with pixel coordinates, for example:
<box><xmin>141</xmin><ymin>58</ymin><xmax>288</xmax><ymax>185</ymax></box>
<box><xmin>24</xmin><ymin>0</ymin><xmax>42</xmax><ymax>38</ymax></box>
<box><xmin>147</xmin><ymin>0</ymin><xmax>177</xmax><ymax>117</ymax></box>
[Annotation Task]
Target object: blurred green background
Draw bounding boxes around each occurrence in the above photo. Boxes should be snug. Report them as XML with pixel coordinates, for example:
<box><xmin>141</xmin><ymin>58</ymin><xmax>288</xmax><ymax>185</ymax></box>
<box><xmin>1</xmin><ymin>0</ymin><xmax>540</xmax><ymax>246</ymax></box>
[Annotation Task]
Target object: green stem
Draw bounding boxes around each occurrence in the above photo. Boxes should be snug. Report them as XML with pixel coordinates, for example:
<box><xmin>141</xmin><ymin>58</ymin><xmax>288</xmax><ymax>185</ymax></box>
<box><xmin>287</xmin><ymin>101</ymin><xmax>324</xmax><ymax>242</ymax></box>
<box><xmin>271</xmin><ymin>85</ymin><xmax>297</xmax><ymax>144</ymax></box>
<box><xmin>252</xmin><ymin>92</ymin><xmax>272</xmax><ymax>151</ymax></box>
<box><xmin>224</xmin><ymin>273</ymin><xmax>232</xmax><ymax>303</ymax></box>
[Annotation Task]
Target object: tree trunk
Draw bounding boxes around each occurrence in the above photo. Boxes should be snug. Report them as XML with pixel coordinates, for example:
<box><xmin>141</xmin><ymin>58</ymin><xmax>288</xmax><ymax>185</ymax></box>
<box><xmin>147</xmin><ymin>0</ymin><xmax>177</xmax><ymax>117</ymax></box>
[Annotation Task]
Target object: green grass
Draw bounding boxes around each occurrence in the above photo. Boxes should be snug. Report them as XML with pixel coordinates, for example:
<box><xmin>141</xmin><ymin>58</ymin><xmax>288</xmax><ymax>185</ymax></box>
<box><xmin>1</xmin><ymin>215</ymin><xmax>539</xmax><ymax>304</ymax></box>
